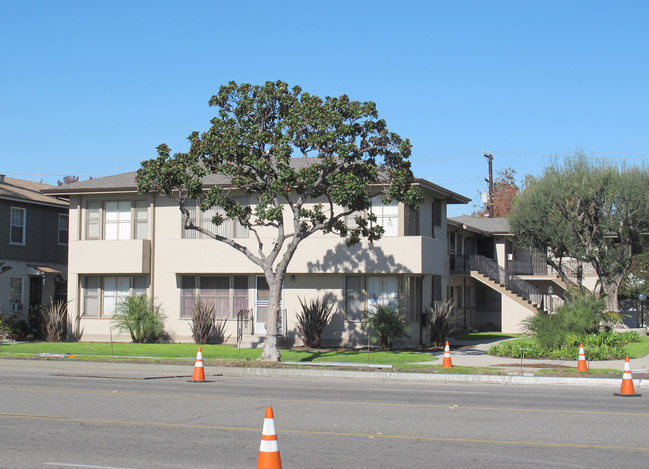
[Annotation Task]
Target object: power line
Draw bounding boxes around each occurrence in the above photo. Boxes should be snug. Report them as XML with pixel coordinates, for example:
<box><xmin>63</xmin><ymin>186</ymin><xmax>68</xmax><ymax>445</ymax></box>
<box><xmin>4</xmin><ymin>171</ymin><xmax>95</xmax><ymax>178</ymax></box>
<box><xmin>414</xmin><ymin>152</ymin><xmax>649</xmax><ymax>162</ymax></box>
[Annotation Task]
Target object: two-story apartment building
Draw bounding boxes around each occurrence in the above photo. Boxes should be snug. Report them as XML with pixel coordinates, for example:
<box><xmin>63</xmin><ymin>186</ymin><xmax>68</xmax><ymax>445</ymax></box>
<box><xmin>0</xmin><ymin>175</ymin><xmax>68</xmax><ymax>320</ymax></box>
<box><xmin>446</xmin><ymin>215</ymin><xmax>598</xmax><ymax>333</ymax></box>
<box><xmin>44</xmin><ymin>168</ymin><xmax>469</xmax><ymax>346</ymax></box>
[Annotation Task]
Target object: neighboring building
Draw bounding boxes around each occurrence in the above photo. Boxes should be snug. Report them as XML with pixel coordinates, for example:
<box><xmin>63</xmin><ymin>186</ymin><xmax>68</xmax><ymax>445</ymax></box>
<box><xmin>0</xmin><ymin>174</ymin><xmax>68</xmax><ymax>321</ymax></box>
<box><xmin>447</xmin><ymin>215</ymin><xmax>598</xmax><ymax>333</ymax></box>
<box><xmin>44</xmin><ymin>168</ymin><xmax>470</xmax><ymax>346</ymax></box>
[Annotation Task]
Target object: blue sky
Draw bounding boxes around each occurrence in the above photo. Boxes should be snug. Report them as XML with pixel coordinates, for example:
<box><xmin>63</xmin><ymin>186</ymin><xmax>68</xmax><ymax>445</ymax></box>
<box><xmin>2</xmin><ymin>1</ymin><xmax>648</xmax><ymax>216</ymax></box>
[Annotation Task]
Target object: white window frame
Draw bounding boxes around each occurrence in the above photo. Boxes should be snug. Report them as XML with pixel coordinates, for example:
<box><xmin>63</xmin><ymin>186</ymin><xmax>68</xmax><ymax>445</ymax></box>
<box><xmin>82</xmin><ymin>275</ymin><xmax>148</xmax><ymax>318</ymax></box>
<box><xmin>180</xmin><ymin>274</ymin><xmax>249</xmax><ymax>319</ymax></box>
<box><xmin>183</xmin><ymin>198</ymin><xmax>249</xmax><ymax>239</ymax></box>
<box><xmin>344</xmin><ymin>275</ymin><xmax>364</xmax><ymax>321</ymax></box>
<box><xmin>344</xmin><ymin>275</ymin><xmax>402</xmax><ymax>321</ymax></box>
<box><xmin>84</xmin><ymin>200</ymin><xmax>149</xmax><ymax>241</ymax></box>
<box><xmin>370</xmin><ymin>195</ymin><xmax>398</xmax><ymax>236</ymax></box>
<box><xmin>10</xmin><ymin>207</ymin><xmax>26</xmax><ymax>245</ymax></box>
<box><xmin>9</xmin><ymin>277</ymin><xmax>24</xmax><ymax>313</ymax></box>
<box><xmin>58</xmin><ymin>214</ymin><xmax>69</xmax><ymax>246</ymax></box>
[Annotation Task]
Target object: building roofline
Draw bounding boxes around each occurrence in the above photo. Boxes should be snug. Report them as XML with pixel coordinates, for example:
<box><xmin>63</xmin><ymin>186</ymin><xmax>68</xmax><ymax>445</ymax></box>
<box><xmin>43</xmin><ymin>170</ymin><xmax>472</xmax><ymax>205</ymax></box>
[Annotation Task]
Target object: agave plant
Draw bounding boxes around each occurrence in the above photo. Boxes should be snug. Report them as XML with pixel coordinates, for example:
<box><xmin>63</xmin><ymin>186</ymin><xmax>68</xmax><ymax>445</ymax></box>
<box><xmin>189</xmin><ymin>297</ymin><xmax>216</xmax><ymax>344</ymax></box>
<box><xmin>295</xmin><ymin>297</ymin><xmax>335</xmax><ymax>348</ymax></box>
<box><xmin>42</xmin><ymin>300</ymin><xmax>69</xmax><ymax>342</ymax></box>
<box><xmin>426</xmin><ymin>300</ymin><xmax>457</xmax><ymax>347</ymax></box>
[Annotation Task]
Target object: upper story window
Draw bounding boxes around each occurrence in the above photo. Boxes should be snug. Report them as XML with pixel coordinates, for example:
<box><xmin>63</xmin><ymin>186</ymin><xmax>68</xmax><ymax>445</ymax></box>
<box><xmin>85</xmin><ymin>200</ymin><xmax>149</xmax><ymax>240</ymax></box>
<box><xmin>404</xmin><ymin>207</ymin><xmax>420</xmax><ymax>236</ymax></box>
<box><xmin>370</xmin><ymin>195</ymin><xmax>398</xmax><ymax>236</ymax></box>
<box><xmin>183</xmin><ymin>197</ymin><xmax>249</xmax><ymax>239</ymax></box>
<box><xmin>10</xmin><ymin>207</ymin><xmax>26</xmax><ymax>245</ymax></box>
<box><xmin>58</xmin><ymin>214</ymin><xmax>69</xmax><ymax>245</ymax></box>
<box><xmin>431</xmin><ymin>200</ymin><xmax>442</xmax><ymax>239</ymax></box>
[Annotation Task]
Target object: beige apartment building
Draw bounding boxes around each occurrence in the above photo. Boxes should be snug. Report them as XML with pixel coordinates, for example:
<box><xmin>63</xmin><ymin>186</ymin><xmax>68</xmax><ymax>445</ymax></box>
<box><xmin>446</xmin><ymin>215</ymin><xmax>599</xmax><ymax>333</ymax></box>
<box><xmin>45</xmin><ymin>169</ymin><xmax>470</xmax><ymax>346</ymax></box>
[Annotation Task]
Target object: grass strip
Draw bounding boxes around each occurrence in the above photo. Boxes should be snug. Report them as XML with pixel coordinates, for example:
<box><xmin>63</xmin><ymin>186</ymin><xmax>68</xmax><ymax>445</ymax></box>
<box><xmin>0</xmin><ymin>342</ymin><xmax>436</xmax><ymax>367</ymax></box>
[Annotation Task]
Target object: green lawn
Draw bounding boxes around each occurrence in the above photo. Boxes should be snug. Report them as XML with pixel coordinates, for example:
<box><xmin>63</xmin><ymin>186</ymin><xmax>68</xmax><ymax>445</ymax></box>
<box><xmin>623</xmin><ymin>337</ymin><xmax>649</xmax><ymax>358</ymax></box>
<box><xmin>0</xmin><ymin>341</ymin><xmax>436</xmax><ymax>367</ymax></box>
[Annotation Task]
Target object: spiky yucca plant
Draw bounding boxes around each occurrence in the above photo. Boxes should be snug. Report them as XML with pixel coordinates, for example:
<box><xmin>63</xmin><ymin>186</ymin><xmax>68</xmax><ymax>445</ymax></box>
<box><xmin>190</xmin><ymin>297</ymin><xmax>216</xmax><ymax>344</ymax></box>
<box><xmin>426</xmin><ymin>300</ymin><xmax>457</xmax><ymax>347</ymax></box>
<box><xmin>42</xmin><ymin>300</ymin><xmax>69</xmax><ymax>342</ymax></box>
<box><xmin>295</xmin><ymin>297</ymin><xmax>335</xmax><ymax>348</ymax></box>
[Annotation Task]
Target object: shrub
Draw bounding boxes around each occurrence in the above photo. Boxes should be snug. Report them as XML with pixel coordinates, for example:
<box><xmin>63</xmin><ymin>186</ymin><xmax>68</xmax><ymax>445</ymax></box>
<box><xmin>295</xmin><ymin>297</ymin><xmax>335</xmax><ymax>348</ymax></box>
<box><xmin>189</xmin><ymin>297</ymin><xmax>216</xmax><ymax>344</ymax></box>
<box><xmin>362</xmin><ymin>304</ymin><xmax>410</xmax><ymax>351</ymax></box>
<box><xmin>487</xmin><ymin>331</ymin><xmax>640</xmax><ymax>360</ymax></box>
<box><xmin>426</xmin><ymin>300</ymin><xmax>457</xmax><ymax>347</ymax></box>
<box><xmin>212</xmin><ymin>320</ymin><xmax>230</xmax><ymax>344</ymax></box>
<box><xmin>42</xmin><ymin>300</ymin><xmax>68</xmax><ymax>342</ymax></box>
<box><xmin>0</xmin><ymin>316</ymin><xmax>11</xmax><ymax>342</ymax></box>
<box><xmin>2</xmin><ymin>316</ymin><xmax>35</xmax><ymax>341</ymax></box>
<box><xmin>111</xmin><ymin>295</ymin><xmax>168</xmax><ymax>343</ymax></box>
<box><xmin>523</xmin><ymin>290</ymin><xmax>615</xmax><ymax>350</ymax></box>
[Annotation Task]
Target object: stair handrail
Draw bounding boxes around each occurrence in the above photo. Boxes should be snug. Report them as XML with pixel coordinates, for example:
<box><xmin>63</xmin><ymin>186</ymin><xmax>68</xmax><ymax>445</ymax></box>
<box><xmin>469</xmin><ymin>254</ymin><xmax>549</xmax><ymax>311</ymax></box>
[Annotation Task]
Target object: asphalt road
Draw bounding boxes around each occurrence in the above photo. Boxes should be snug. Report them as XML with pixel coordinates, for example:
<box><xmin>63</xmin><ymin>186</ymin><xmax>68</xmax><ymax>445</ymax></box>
<box><xmin>1</xmin><ymin>360</ymin><xmax>648</xmax><ymax>468</ymax></box>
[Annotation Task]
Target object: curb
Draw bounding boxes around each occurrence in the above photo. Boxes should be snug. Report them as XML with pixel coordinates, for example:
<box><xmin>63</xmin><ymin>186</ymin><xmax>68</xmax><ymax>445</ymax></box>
<box><xmin>2</xmin><ymin>358</ymin><xmax>644</xmax><ymax>388</ymax></box>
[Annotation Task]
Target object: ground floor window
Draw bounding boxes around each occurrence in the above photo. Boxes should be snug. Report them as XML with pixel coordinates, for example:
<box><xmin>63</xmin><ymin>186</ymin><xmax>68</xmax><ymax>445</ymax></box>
<box><xmin>344</xmin><ymin>275</ymin><xmax>401</xmax><ymax>321</ymax></box>
<box><xmin>406</xmin><ymin>276</ymin><xmax>422</xmax><ymax>322</ymax></box>
<box><xmin>82</xmin><ymin>275</ymin><xmax>148</xmax><ymax>317</ymax></box>
<box><xmin>180</xmin><ymin>275</ymin><xmax>249</xmax><ymax>319</ymax></box>
<box><xmin>476</xmin><ymin>286</ymin><xmax>501</xmax><ymax>312</ymax></box>
<box><xmin>9</xmin><ymin>277</ymin><xmax>24</xmax><ymax>313</ymax></box>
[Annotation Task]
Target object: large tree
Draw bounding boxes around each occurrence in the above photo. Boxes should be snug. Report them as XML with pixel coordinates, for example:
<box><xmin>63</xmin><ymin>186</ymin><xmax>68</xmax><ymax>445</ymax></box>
<box><xmin>136</xmin><ymin>81</ymin><xmax>422</xmax><ymax>361</ymax></box>
<box><xmin>509</xmin><ymin>157</ymin><xmax>649</xmax><ymax>312</ymax></box>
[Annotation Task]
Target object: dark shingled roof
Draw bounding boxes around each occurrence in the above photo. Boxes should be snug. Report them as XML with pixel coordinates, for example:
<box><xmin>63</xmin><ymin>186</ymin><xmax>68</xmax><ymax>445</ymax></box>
<box><xmin>0</xmin><ymin>175</ymin><xmax>68</xmax><ymax>207</ymax></box>
<box><xmin>449</xmin><ymin>215</ymin><xmax>511</xmax><ymax>234</ymax></box>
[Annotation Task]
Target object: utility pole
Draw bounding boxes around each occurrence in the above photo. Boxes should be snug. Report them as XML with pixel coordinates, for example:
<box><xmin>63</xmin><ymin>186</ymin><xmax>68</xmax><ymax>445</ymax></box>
<box><xmin>484</xmin><ymin>153</ymin><xmax>494</xmax><ymax>218</ymax></box>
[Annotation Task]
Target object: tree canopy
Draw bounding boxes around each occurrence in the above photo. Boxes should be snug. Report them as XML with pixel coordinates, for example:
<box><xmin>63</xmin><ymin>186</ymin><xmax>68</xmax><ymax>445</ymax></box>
<box><xmin>475</xmin><ymin>167</ymin><xmax>523</xmax><ymax>218</ymax></box>
<box><xmin>136</xmin><ymin>80</ymin><xmax>422</xmax><ymax>361</ymax></box>
<box><xmin>509</xmin><ymin>156</ymin><xmax>649</xmax><ymax>312</ymax></box>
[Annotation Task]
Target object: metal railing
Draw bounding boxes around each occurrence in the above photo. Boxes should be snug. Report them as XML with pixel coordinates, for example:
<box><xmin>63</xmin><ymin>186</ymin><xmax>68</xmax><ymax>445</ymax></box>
<box><xmin>468</xmin><ymin>254</ymin><xmax>548</xmax><ymax>311</ymax></box>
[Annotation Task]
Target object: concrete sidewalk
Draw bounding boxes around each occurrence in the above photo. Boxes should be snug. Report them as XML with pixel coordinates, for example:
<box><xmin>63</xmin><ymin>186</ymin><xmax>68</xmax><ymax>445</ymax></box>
<box><xmin>432</xmin><ymin>338</ymin><xmax>649</xmax><ymax>374</ymax></box>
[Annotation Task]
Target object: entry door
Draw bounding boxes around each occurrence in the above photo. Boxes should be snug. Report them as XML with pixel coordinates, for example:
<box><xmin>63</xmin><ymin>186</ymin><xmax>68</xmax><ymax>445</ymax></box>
<box><xmin>29</xmin><ymin>276</ymin><xmax>43</xmax><ymax>308</ymax></box>
<box><xmin>254</xmin><ymin>276</ymin><xmax>284</xmax><ymax>335</ymax></box>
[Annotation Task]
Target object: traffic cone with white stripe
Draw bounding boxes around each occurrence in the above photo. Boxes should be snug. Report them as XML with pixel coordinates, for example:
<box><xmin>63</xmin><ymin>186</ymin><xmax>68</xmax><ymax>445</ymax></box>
<box><xmin>442</xmin><ymin>341</ymin><xmax>453</xmax><ymax>369</ymax></box>
<box><xmin>614</xmin><ymin>357</ymin><xmax>641</xmax><ymax>397</ymax></box>
<box><xmin>191</xmin><ymin>347</ymin><xmax>205</xmax><ymax>382</ymax></box>
<box><xmin>257</xmin><ymin>407</ymin><xmax>282</xmax><ymax>469</ymax></box>
<box><xmin>577</xmin><ymin>344</ymin><xmax>588</xmax><ymax>372</ymax></box>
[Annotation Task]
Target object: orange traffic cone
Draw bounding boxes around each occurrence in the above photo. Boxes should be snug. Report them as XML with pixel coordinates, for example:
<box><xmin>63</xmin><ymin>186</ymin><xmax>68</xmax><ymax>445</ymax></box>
<box><xmin>257</xmin><ymin>407</ymin><xmax>282</xmax><ymax>469</ymax></box>
<box><xmin>577</xmin><ymin>344</ymin><xmax>588</xmax><ymax>372</ymax></box>
<box><xmin>614</xmin><ymin>357</ymin><xmax>641</xmax><ymax>397</ymax></box>
<box><xmin>442</xmin><ymin>341</ymin><xmax>453</xmax><ymax>369</ymax></box>
<box><xmin>191</xmin><ymin>347</ymin><xmax>205</xmax><ymax>382</ymax></box>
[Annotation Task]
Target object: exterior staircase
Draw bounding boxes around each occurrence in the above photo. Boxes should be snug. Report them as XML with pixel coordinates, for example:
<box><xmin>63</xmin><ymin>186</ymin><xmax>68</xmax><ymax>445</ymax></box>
<box><xmin>468</xmin><ymin>255</ymin><xmax>552</xmax><ymax>313</ymax></box>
